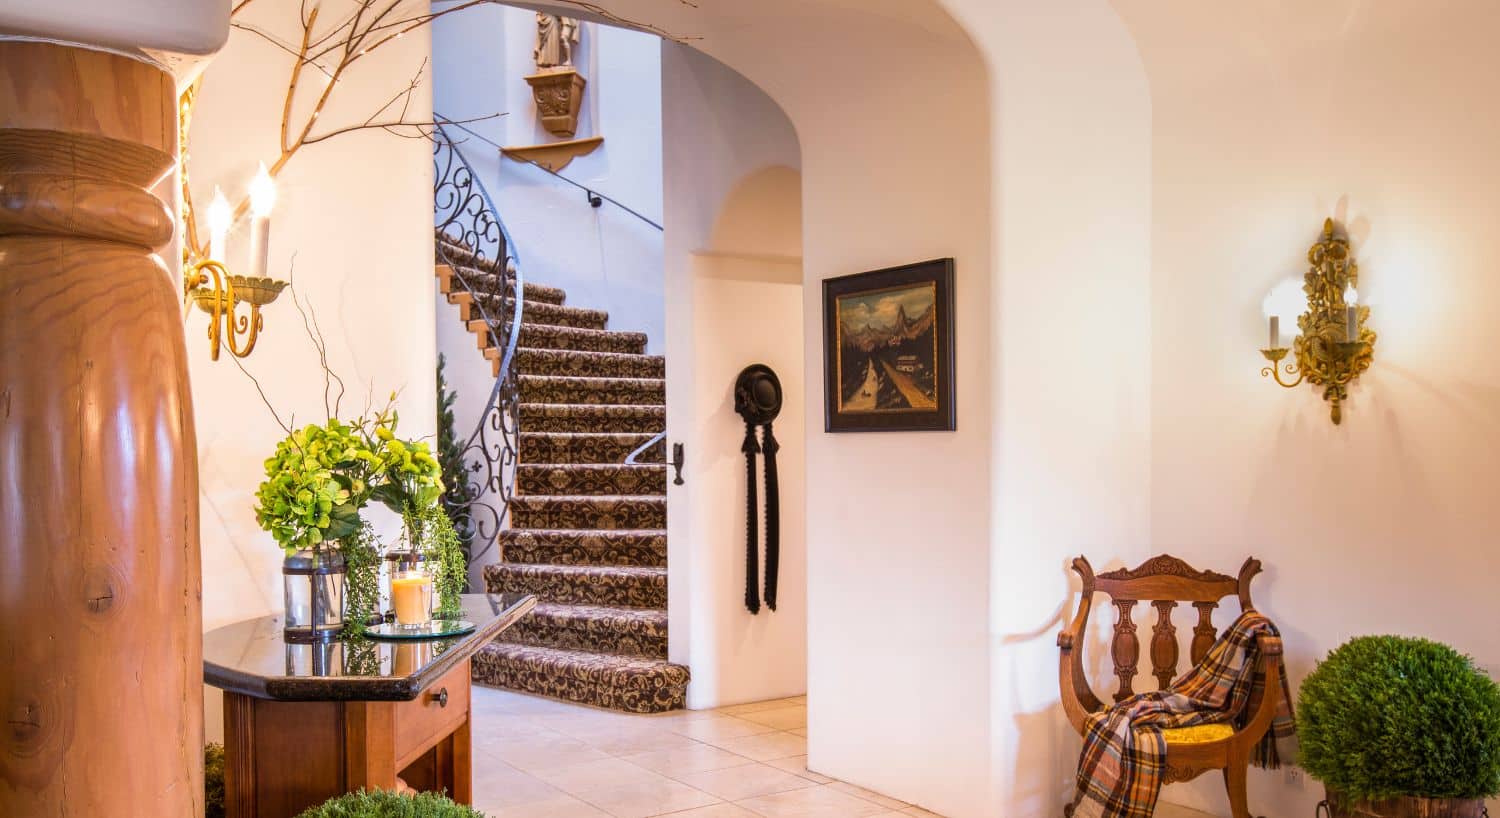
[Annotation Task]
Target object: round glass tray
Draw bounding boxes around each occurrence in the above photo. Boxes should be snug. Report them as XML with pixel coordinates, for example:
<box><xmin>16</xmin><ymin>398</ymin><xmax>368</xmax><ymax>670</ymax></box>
<box><xmin>364</xmin><ymin>619</ymin><xmax>476</xmax><ymax>640</ymax></box>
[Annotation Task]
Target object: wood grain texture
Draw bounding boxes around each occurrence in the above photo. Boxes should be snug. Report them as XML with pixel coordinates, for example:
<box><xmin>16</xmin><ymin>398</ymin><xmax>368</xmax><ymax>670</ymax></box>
<box><xmin>393</xmin><ymin>663</ymin><xmax>469</xmax><ymax>770</ymax></box>
<box><xmin>1109</xmin><ymin>599</ymin><xmax>1139</xmax><ymax>703</ymax></box>
<box><xmin>223</xmin><ymin>694</ymin><xmax>257</xmax><ymax>818</ymax></box>
<box><xmin>0</xmin><ymin>42</ymin><xmax>201</xmax><ymax>818</ymax></box>
<box><xmin>345</xmin><ymin>701</ymin><xmax>399</xmax><ymax>794</ymax></box>
<box><xmin>1150</xmin><ymin>600</ymin><xmax>1179</xmax><ymax>689</ymax></box>
<box><xmin>0</xmin><ymin>43</ymin><xmax>175</xmax><ymax>155</ymax></box>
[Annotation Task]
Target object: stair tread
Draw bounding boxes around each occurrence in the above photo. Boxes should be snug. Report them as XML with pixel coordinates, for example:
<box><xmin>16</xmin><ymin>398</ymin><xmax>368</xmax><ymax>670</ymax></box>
<box><xmin>478</xmin><ymin>642</ymin><xmax>687</xmax><ymax>675</ymax></box>
<box><xmin>511</xmin><ymin>494</ymin><xmax>666</xmax><ymax>503</ymax></box>
<box><xmin>527</xmin><ymin>601</ymin><xmax>668</xmax><ymax>629</ymax></box>
<box><xmin>501</xmin><ymin>346</ymin><xmax>664</xmax><ymax>362</ymax></box>
<box><xmin>520</xmin><ymin>325</ymin><xmax>647</xmax><ymax>342</ymax></box>
<box><xmin>486</xmin><ymin>560</ymin><xmax>666</xmax><ymax>607</ymax></box>
<box><xmin>473</xmin><ymin>643</ymin><xmax>689</xmax><ymax>712</ymax></box>
<box><xmin>521</xmin><ymin>431</ymin><xmax>660</xmax><ymax>439</ymax></box>
<box><xmin>491</xmin><ymin>562</ymin><xmax>666</xmax><ymax>579</ymax></box>
<box><xmin>502</xmin><ymin>527</ymin><xmax>667</xmax><ymax>537</ymax></box>
<box><xmin>451</xmin><ymin>292</ymin><xmax>609</xmax><ymax>330</ymax></box>
<box><xmin>499</xmin><ymin>529</ymin><xmax>666</xmax><ymax>567</ymax></box>
<box><xmin>520</xmin><ymin>403</ymin><xmax>665</xmax><ymax>416</ymax></box>
<box><xmin>517</xmin><ymin>463</ymin><xmax>666</xmax><ymax>471</ymax></box>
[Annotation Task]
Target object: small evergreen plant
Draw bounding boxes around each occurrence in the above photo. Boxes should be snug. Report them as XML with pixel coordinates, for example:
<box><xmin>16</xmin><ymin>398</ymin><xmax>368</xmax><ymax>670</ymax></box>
<box><xmin>435</xmin><ymin>355</ymin><xmax>477</xmax><ymax>567</ymax></box>
<box><xmin>295</xmin><ymin>789</ymin><xmax>485</xmax><ymax>818</ymax></box>
<box><xmin>1298</xmin><ymin>635</ymin><xmax>1500</xmax><ymax>801</ymax></box>
<box><xmin>204</xmin><ymin>743</ymin><xmax>226</xmax><ymax>818</ymax></box>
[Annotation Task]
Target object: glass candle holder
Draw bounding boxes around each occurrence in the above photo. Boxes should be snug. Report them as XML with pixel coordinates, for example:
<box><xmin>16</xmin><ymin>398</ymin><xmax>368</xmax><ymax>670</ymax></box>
<box><xmin>382</xmin><ymin>548</ymin><xmax>435</xmax><ymax>622</ymax></box>
<box><xmin>391</xmin><ymin>569</ymin><xmax>434</xmax><ymax>630</ymax></box>
<box><xmin>282</xmin><ymin>547</ymin><xmax>346</xmax><ymax>642</ymax></box>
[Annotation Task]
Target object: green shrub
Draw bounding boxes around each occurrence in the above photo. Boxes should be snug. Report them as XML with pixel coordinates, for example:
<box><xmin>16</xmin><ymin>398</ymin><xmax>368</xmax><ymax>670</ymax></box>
<box><xmin>204</xmin><ymin>743</ymin><xmax>226</xmax><ymax>818</ymax></box>
<box><xmin>296</xmin><ymin>789</ymin><xmax>487</xmax><ymax>818</ymax></box>
<box><xmin>1297</xmin><ymin>635</ymin><xmax>1500</xmax><ymax>800</ymax></box>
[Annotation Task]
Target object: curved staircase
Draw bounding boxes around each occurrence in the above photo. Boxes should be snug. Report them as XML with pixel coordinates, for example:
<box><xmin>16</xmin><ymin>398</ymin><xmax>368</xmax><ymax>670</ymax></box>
<box><xmin>436</xmin><ymin>249</ymin><xmax>689</xmax><ymax>713</ymax></box>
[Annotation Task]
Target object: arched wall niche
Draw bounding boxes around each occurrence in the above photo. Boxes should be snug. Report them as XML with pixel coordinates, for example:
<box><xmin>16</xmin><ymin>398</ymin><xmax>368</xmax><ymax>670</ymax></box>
<box><xmin>708</xmin><ymin>165</ymin><xmax>802</xmax><ymax>262</ymax></box>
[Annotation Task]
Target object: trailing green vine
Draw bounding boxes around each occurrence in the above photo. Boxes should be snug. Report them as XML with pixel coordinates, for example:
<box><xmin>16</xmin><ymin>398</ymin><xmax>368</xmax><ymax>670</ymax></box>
<box><xmin>407</xmin><ymin>503</ymin><xmax>466</xmax><ymax>620</ymax></box>
<box><xmin>340</xmin><ymin>522</ymin><xmax>381</xmax><ymax>635</ymax></box>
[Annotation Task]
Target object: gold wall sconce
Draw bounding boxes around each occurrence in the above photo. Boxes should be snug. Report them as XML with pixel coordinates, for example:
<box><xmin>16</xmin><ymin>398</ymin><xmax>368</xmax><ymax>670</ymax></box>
<box><xmin>182</xmin><ymin>164</ymin><xmax>287</xmax><ymax>360</ymax></box>
<box><xmin>1258</xmin><ymin>218</ymin><xmax>1376</xmax><ymax>424</ymax></box>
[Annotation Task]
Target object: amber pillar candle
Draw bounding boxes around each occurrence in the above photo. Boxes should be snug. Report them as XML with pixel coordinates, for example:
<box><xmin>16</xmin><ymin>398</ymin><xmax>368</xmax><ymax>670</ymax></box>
<box><xmin>391</xmin><ymin>572</ymin><xmax>433</xmax><ymax>627</ymax></box>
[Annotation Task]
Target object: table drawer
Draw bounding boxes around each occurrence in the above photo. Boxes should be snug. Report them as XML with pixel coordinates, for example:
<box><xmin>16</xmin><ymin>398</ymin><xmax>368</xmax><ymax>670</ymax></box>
<box><xmin>394</xmin><ymin>661</ymin><xmax>470</xmax><ymax>766</ymax></box>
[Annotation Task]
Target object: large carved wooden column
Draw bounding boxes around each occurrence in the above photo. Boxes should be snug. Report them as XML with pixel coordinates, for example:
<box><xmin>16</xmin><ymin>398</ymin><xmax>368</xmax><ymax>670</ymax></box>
<box><xmin>0</xmin><ymin>42</ymin><xmax>202</xmax><ymax>815</ymax></box>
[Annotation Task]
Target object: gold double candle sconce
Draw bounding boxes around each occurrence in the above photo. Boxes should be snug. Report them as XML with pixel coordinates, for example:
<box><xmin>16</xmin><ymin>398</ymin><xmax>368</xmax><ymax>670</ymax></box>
<box><xmin>1258</xmin><ymin>218</ymin><xmax>1376</xmax><ymax>425</ymax></box>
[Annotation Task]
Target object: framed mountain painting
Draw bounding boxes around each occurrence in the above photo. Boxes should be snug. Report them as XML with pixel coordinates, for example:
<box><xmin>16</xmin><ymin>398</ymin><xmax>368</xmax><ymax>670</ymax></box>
<box><xmin>822</xmin><ymin>258</ymin><xmax>956</xmax><ymax>432</ymax></box>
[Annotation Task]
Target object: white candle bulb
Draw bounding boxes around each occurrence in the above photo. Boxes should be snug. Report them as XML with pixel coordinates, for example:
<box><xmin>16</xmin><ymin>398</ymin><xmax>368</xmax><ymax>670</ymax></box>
<box><xmin>248</xmin><ymin>163</ymin><xmax>276</xmax><ymax>279</ymax></box>
<box><xmin>207</xmin><ymin>186</ymin><xmax>231</xmax><ymax>262</ymax></box>
<box><xmin>1260</xmin><ymin>292</ymin><xmax>1280</xmax><ymax>349</ymax></box>
<box><xmin>249</xmin><ymin>163</ymin><xmax>277</xmax><ymax>217</ymax></box>
<box><xmin>1262</xmin><ymin>278</ymin><xmax>1306</xmax><ymax>349</ymax></box>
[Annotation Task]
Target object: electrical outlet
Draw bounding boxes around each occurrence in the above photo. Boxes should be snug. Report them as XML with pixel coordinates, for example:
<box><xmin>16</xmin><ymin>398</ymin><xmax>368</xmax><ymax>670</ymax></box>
<box><xmin>1286</xmin><ymin>766</ymin><xmax>1305</xmax><ymax>788</ymax></box>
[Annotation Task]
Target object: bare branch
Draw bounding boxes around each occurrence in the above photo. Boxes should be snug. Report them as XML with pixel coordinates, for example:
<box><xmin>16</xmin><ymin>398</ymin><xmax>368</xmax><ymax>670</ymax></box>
<box><xmin>231</xmin><ymin>355</ymin><xmax>294</xmax><ymax>436</ymax></box>
<box><xmin>281</xmin><ymin>5</ymin><xmax>319</xmax><ymax>153</ymax></box>
<box><xmin>230</xmin><ymin>21</ymin><xmax>309</xmax><ymax>61</ymax></box>
<box><xmin>308</xmin><ymin>300</ymin><xmax>347</xmax><ymax>419</ymax></box>
<box><xmin>286</xmin><ymin>261</ymin><xmax>346</xmax><ymax>421</ymax></box>
<box><xmin>231</xmin><ymin>0</ymin><xmax>260</xmax><ymax>18</ymax></box>
<box><xmin>303</xmin><ymin>112</ymin><xmax>501</xmax><ymax>146</ymax></box>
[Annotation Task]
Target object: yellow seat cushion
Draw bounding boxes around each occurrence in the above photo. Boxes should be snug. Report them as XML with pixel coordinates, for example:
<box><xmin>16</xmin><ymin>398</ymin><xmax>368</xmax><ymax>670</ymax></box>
<box><xmin>1160</xmin><ymin>722</ymin><xmax>1234</xmax><ymax>745</ymax></box>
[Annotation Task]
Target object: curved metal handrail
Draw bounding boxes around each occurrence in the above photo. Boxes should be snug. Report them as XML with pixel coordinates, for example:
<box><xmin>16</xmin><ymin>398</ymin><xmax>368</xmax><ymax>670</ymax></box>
<box><xmin>623</xmin><ymin>430</ymin><xmax>666</xmax><ymax>465</ymax></box>
<box><xmin>435</xmin><ymin>112</ymin><xmax>664</xmax><ymax>232</ymax></box>
<box><xmin>434</xmin><ymin>118</ymin><xmax>525</xmax><ymax>381</ymax></box>
<box><xmin>432</xmin><ymin>121</ymin><xmax>526</xmax><ymax>566</ymax></box>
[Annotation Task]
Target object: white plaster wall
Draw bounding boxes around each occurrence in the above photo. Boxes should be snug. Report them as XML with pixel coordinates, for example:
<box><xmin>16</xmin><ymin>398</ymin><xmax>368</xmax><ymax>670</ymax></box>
<box><xmin>932</xmin><ymin>1</ymin><xmax>1155</xmax><ymax>813</ymax></box>
<box><xmin>185</xmin><ymin>0</ymin><xmax>435</xmax><ymax>739</ymax></box>
<box><xmin>661</xmin><ymin>43</ymin><xmax>806</xmax><ymax>710</ymax></box>
<box><xmin>652</xmin><ymin>8</ymin><xmax>997</xmax><ymax>815</ymax></box>
<box><xmin>1114</xmin><ymin>2</ymin><xmax>1500</xmax><ymax>814</ymax></box>
<box><xmin>432</xmin><ymin>3</ymin><xmax>665</xmax><ymax>354</ymax></box>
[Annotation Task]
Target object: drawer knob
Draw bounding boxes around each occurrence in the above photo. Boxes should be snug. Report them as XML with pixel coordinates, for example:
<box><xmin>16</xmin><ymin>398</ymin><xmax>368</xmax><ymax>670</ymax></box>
<box><xmin>430</xmin><ymin>687</ymin><xmax>449</xmax><ymax>708</ymax></box>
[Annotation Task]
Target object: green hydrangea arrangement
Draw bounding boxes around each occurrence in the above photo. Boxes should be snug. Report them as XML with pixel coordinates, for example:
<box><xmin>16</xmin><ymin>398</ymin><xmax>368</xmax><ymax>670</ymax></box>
<box><xmin>254</xmin><ymin>418</ymin><xmax>382</xmax><ymax>554</ymax></box>
<box><xmin>1298</xmin><ymin>635</ymin><xmax>1500</xmax><ymax>802</ymax></box>
<box><xmin>367</xmin><ymin>409</ymin><xmax>444</xmax><ymax>516</ymax></box>
<box><xmin>254</xmin><ymin>405</ymin><xmax>444</xmax><ymax>555</ymax></box>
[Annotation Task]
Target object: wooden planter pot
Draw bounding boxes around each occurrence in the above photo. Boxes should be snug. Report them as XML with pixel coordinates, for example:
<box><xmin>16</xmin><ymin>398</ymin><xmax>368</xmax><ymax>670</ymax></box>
<box><xmin>1325</xmin><ymin>788</ymin><xmax>1486</xmax><ymax>818</ymax></box>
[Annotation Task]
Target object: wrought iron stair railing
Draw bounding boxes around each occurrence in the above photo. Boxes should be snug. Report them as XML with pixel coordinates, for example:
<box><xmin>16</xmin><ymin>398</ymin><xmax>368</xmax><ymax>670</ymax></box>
<box><xmin>433</xmin><ymin>119</ymin><xmax>523</xmax><ymax>567</ymax></box>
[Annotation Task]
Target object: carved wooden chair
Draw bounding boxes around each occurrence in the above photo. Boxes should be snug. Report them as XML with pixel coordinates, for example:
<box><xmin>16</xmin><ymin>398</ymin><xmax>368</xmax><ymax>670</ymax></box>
<box><xmin>1058</xmin><ymin>554</ymin><xmax>1284</xmax><ymax>818</ymax></box>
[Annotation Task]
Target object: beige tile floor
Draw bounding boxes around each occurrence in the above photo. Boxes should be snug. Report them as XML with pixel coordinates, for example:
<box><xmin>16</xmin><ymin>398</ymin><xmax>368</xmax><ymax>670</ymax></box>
<box><xmin>468</xmin><ymin>686</ymin><xmax>928</xmax><ymax>818</ymax></box>
<box><xmin>466</xmin><ymin>685</ymin><xmax>1220</xmax><ymax>818</ymax></box>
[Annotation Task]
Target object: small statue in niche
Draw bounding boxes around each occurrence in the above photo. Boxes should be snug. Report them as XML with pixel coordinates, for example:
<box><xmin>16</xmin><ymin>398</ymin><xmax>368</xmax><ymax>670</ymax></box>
<box><xmin>534</xmin><ymin>12</ymin><xmax>581</xmax><ymax>70</ymax></box>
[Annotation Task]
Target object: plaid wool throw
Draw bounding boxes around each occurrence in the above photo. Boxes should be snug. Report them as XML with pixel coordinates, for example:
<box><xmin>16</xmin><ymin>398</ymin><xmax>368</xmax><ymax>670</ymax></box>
<box><xmin>1069</xmin><ymin>610</ymin><xmax>1296</xmax><ymax>818</ymax></box>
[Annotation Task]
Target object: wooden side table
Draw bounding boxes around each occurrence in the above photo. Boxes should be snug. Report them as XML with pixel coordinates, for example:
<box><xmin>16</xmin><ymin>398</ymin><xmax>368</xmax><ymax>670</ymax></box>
<box><xmin>204</xmin><ymin>593</ymin><xmax>535</xmax><ymax>818</ymax></box>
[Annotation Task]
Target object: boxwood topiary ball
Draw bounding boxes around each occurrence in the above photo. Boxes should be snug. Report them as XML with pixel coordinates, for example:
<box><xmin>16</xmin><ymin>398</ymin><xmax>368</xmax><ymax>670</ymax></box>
<box><xmin>295</xmin><ymin>789</ymin><xmax>488</xmax><ymax>818</ymax></box>
<box><xmin>1298</xmin><ymin>635</ymin><xmax>1500</xmax><ymax>801</ymax></box>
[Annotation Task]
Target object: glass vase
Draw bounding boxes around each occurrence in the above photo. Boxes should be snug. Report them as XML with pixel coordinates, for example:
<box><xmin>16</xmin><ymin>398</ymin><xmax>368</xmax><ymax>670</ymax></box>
<box><xmin>282</xmin><ymin>547</ymin><xmax>346</xmax><ymax>642</ymax></box>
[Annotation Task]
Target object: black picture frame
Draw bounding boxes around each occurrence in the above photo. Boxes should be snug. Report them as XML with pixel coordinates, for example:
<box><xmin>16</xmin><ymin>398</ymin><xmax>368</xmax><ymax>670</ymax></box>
<box><xmin>822</xmin><ymin>258</ymin><xmax>956</xmax><ymax>432</ymax></box>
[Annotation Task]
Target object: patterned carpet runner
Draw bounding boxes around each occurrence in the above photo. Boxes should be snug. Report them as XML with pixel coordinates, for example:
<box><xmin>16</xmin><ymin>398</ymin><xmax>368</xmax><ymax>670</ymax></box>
<box><xmin>437</xmin><ymin>250</ymin><xmax>690</xmax><ymax>713</ymax></box>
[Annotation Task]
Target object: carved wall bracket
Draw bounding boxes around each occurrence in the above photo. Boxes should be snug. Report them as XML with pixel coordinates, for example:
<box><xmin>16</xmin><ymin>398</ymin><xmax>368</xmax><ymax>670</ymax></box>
<box><xmin>525</xmin><ymin>69</ymin><xmax>588</xmax><ymax>138</ymax></box>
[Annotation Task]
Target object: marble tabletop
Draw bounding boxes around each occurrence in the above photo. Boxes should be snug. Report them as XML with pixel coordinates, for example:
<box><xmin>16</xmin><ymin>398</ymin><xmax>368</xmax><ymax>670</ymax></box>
<box><xmin>203</xmin><ymin>592</ymin><xmax>535</xmax><ymax>702</ymax></box>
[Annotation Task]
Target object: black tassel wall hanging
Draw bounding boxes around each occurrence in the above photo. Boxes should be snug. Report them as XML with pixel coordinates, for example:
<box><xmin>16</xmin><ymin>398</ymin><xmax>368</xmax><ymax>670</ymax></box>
<box><xmin>734</xmin><ymin>364</ymin><xmax>783</xmax><ymax>614</ymax></box>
